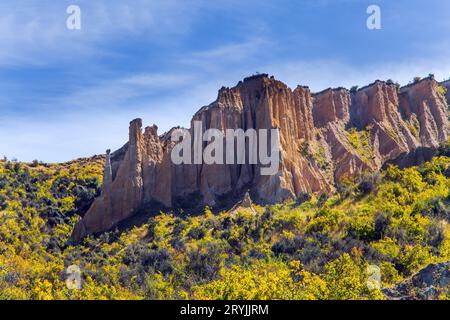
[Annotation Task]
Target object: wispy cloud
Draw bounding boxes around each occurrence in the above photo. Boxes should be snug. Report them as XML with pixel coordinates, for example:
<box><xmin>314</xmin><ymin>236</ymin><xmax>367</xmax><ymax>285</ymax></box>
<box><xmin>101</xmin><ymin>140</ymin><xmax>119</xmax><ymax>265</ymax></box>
<box><xmin>0</xmin><ymin>70</ymin><xmax>221</xmax><ymax>162</ymax></box>
<box><xmin>0</xmin><ymin>0</ymin><xmax>204</xmax><ymax>66</ymax></box>
<box><xmin>181</xmin><ymin>38</ymin><xmax>273</xmax><ymax>65</ymax></box>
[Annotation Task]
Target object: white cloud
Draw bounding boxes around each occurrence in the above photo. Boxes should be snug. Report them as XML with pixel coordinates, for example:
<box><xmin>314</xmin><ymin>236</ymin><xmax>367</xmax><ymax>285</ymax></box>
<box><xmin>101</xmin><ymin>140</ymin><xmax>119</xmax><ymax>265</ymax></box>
<box><xmin>0</xmin><ymin>71</ymin><xmax>221</xmax><ymax>162</ymax></box>
<box><xmin>121</xmin><ymin>73</ymin><xmax>196</xmax><ymax>88</ymax></box>
<box><xmin>0</xmin><ymin>0</ymin><xmax>204</xmax><ymax>66</ymax></box>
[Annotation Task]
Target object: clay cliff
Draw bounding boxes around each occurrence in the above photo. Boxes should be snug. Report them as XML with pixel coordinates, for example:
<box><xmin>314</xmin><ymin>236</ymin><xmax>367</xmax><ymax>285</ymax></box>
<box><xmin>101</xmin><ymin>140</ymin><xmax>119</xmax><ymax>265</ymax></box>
<box><xmin>71</xmin><ymin>74</ymin><xmax>449</xmax><ymax>241</ymax></box>
<box><xmin>383</xmin><ymin>261</ymin><xmax>449</xmax><ymax>300</ymax></box>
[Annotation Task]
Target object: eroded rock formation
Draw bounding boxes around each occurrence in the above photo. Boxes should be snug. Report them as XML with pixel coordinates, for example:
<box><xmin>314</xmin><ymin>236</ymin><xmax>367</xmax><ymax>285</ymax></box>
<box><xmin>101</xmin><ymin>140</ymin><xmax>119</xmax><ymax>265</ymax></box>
<box><xmin>71</xmin><ymin>74</ymin><xmax>449</xmax><ymax>241</ymax></box>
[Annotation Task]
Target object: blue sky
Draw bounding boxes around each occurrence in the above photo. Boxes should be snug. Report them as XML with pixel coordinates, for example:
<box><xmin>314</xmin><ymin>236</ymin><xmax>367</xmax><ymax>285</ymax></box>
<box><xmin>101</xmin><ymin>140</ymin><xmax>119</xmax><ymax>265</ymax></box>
<box><xmin>1</xmin><ymin>0</ymin><xmax>449</xmax><ymax>162</ymax></box>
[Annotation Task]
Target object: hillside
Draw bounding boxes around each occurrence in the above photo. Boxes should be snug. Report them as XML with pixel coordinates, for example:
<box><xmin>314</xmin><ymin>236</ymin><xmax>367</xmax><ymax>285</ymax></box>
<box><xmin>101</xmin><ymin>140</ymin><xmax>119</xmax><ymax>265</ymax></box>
<box><xmin>0</xmin><ymin>149</ymin><xmax>449</xmax><ymax>299</ymax></box>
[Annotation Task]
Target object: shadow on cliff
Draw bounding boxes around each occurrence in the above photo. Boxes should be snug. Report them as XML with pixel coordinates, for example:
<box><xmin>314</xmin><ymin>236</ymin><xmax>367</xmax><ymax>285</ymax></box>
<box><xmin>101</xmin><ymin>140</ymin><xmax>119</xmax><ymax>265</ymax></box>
<box><xmin>382</xmin><ymin>146</ymin><xmax>438</xmax><ymax>170</ymax></box>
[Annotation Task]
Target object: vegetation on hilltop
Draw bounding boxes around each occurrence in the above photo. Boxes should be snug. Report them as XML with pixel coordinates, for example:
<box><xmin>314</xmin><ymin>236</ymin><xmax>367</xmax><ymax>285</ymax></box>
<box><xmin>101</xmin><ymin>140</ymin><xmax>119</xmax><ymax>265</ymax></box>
<box><xmin>0</xmin><ymin>153</ymin><xmax>449</xmax><ymax>300</ymax></box>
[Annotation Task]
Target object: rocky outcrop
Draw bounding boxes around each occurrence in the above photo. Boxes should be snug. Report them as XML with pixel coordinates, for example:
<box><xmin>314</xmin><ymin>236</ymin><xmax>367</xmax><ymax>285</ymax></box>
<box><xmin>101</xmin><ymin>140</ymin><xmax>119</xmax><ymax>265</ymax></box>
<box><xmin>229</xmin><ymin>191</ymin><xmax>258</xmax><ymax>217</ymax></box>
<box><xmin>71</xmin><ymin>74</ymin><xmax>449</xmax><ymax>241</ymax></box>
<box><xmin>383</xmin><ymin>261</ymin><xmax>450</xmax><ymax>300</ymax></box>
<box><xmin>313</xmin><ymin>88</ymin><xmax>350</xmax><ymax>128</ymax></box>
<box><xmin>312</xmin><ymin>77</ymin><xmax>448</xmax><ymax>182</ymax></box>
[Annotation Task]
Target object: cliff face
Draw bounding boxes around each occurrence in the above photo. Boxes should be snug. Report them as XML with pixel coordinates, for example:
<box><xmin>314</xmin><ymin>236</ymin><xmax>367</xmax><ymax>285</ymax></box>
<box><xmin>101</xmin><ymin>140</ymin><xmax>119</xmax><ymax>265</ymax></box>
<box><xmin>71</xmin><ymin>75</ymin><xmax>449</xmax><ymax>241</ymax></box>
